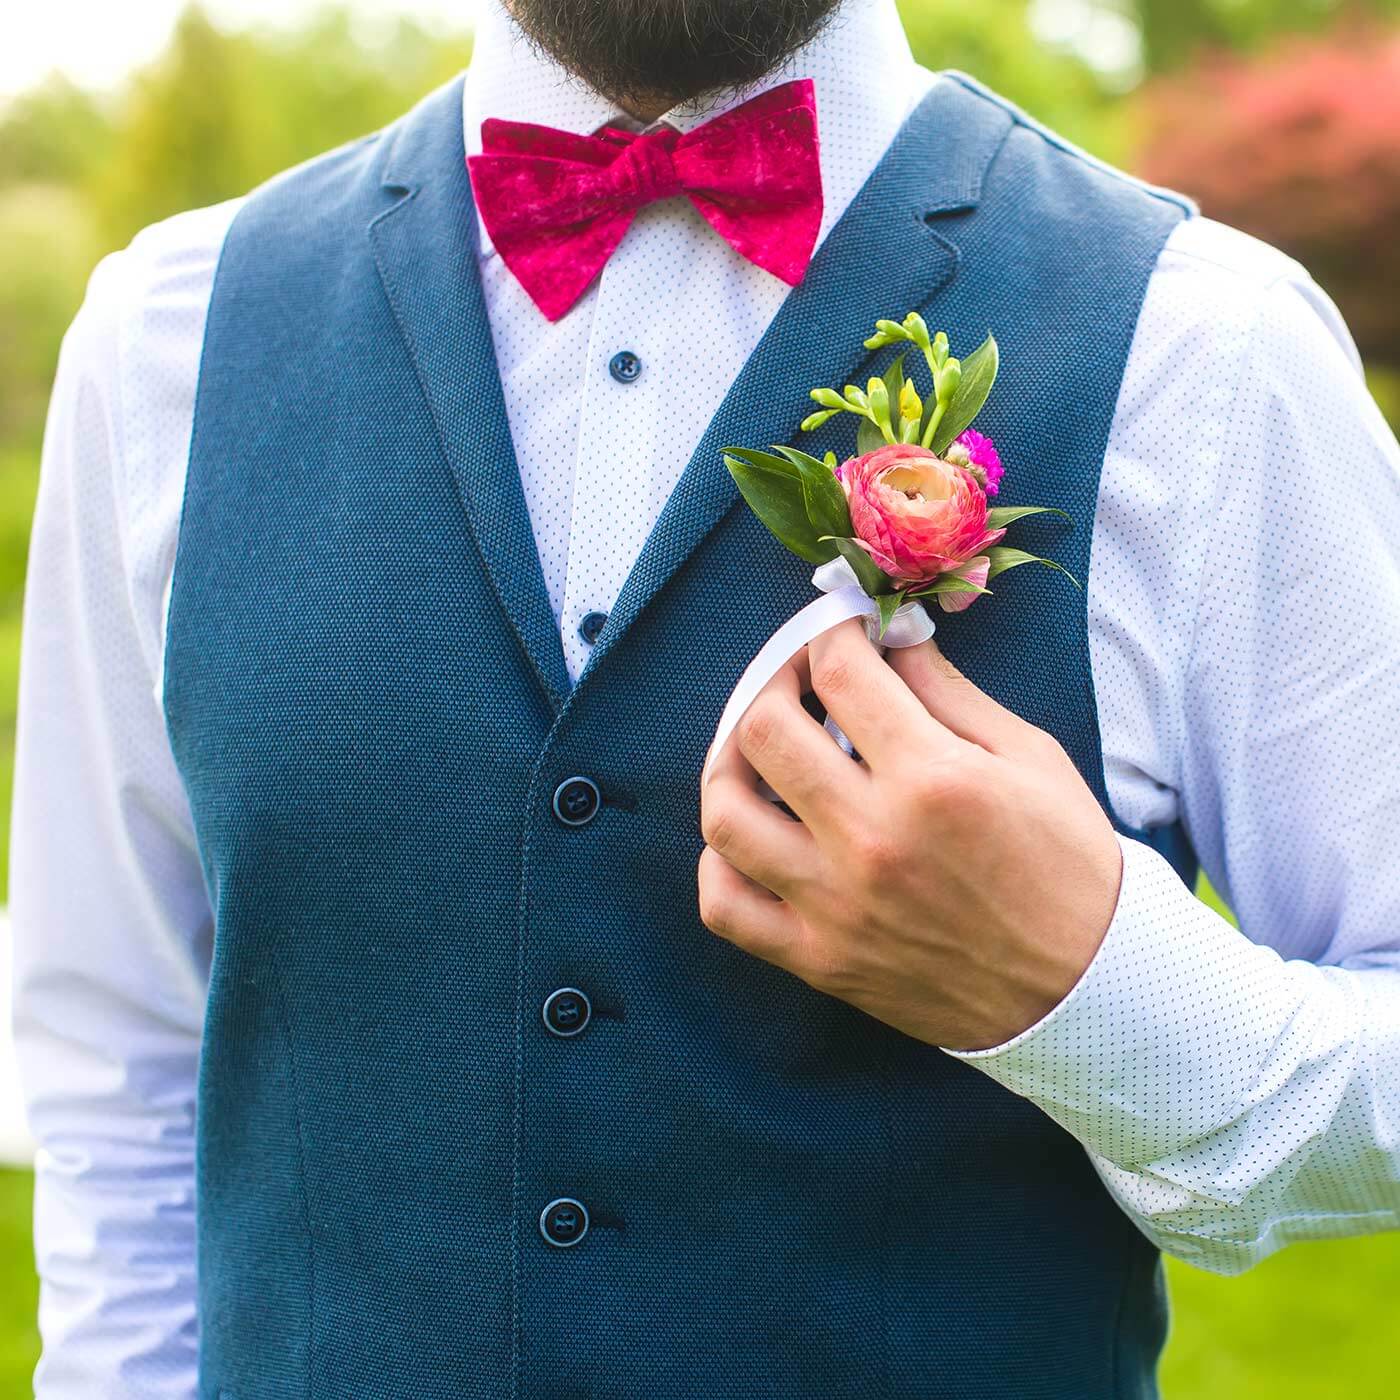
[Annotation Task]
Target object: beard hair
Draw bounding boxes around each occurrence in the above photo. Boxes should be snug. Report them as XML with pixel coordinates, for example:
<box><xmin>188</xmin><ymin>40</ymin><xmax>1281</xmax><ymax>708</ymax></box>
<box><xmin>503</xmin><ymin>0</ymin><xmax>846</xmax><ymax>111</ymax></box>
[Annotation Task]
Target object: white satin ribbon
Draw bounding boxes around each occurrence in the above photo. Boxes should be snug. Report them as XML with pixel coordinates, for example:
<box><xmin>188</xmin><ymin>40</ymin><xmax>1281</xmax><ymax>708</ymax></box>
<box><xmin>703</xmin><ymin>557</ymin><xmax>936</xmax><ymax>784</ymax></box>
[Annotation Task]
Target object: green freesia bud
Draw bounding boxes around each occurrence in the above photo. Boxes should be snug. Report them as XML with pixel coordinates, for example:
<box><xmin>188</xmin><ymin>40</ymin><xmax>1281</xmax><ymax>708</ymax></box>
<box><xmin>938</xmin><ymin>358</ymin><xmax>961</xmax><ymax>404</ymax></box>
<box><xmin>876</xmin><ymin>318</ymin><xmax>906</xmax><ymax>340</ymax></box>
<box><xmin>810</xmin><ymin>387</ymin><xmax>846</xmax><ymax>409</ymax></box>
<box><xmin>843</xmin><ymin>384</ymin><xmax>868</xmax><ymax>409</ymax></box>
<box><xmin>823</xmin><ymin>451</ymin><xmax>839</xmax><ymax>471</ymax></box>
<box><xmin>932</xmin><ymin>331</ymin><xmax>950</xmax><ymax>368</ymax></box>
<box><xmin>866</xmin><ymin>376</ymin><xmax>890</xmax><ymax>419</ymax></box>
<box><xmin>863</xmin><ymin>333</ymin><xmax>891</xmax><ymax>351</ymax></box>
<box><xmin>902</xmin><ymin>312</ymin><xmax>931</xmax><ymax>349</ymax></box>
<box><xmin>901</xmin><ymin>418</ymin><xmax>922</xmax><ymax>444</ymax></box>
<box><xmin>801</xmin><ymin>409</ymin><xmax>838</xmax><ymax>432</ymax></box>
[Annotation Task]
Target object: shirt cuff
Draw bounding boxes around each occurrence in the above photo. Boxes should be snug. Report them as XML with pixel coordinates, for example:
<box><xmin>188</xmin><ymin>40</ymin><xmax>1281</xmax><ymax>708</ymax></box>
<box><xmin>943</xmin><ymin>833</ymin><xmax>1303</xmax><ymax>1169</ymax></box>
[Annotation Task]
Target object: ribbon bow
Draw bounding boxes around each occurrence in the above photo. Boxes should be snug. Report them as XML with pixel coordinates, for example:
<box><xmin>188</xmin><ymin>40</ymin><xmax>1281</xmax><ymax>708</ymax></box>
<box><xmin>466</xmin><ymin>78</ymin><xmax>824</xmax><ymax>321</ymax></box>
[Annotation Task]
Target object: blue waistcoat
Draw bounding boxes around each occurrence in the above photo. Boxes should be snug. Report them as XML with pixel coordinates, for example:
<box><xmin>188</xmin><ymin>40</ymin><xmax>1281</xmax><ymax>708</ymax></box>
<box><xmin>165</xmin><ymin>70</ymin><xmax>1195</xmax><ymax>1400</ymax></box>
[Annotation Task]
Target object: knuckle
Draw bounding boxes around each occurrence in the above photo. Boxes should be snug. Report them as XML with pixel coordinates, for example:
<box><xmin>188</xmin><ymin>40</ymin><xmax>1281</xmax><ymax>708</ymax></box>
<box><xmin>736</xmin><ymin>696</ymin><xmax>780</xmax><ymax>758</ymax></box>
<box><xmin>848</xmin><ymin>825</ymin><xmax>901</xmax><ymax>882</ymax></box>
<box><xmin>811</xmin><ymin>649</ymin><xmax>856</xmax><ymax>700</ymax></box>
<box><xmin>907</xmin><ymin>757</ymin><xmax>969</xmax><ymax>810</ymax></box>
<box><xmin>697</xmin><ymin>878</ymin><xmax>736</xmax><ymax>938</ymax></box>
<box><xmin>700</xmin><ymin>795</ymin><xmax>737</xmax><ymax>854</ymax></box>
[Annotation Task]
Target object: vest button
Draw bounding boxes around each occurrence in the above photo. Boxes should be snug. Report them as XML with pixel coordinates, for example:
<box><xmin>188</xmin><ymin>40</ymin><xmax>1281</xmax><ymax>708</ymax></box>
<box><xmin>542</xmin><ymin>987</ymin><xmax>592</xmax><ymax>1038</ymax></box>
<box><xmin>578</xmin><ymin>610</ymin><xmax>609</xmax><ymax>646</ymax></box>
<box><xmin>553</xmin><ymin>776</ymin><xmax>601</xmax><ymax>827</ymax></box>
<box><xmin>539</xmin><ymin>1197</ymin><xmax>589</xmax><ymax>1248</ymax></box>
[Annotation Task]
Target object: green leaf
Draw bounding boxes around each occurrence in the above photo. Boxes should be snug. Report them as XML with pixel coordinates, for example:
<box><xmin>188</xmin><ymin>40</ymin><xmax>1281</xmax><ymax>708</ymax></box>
<box><xmin>855</xmin><ymin>417</ymin><xmax>885</xmax><ymax>454</ymax></box>
<box><xmin>771</xmin><ymin>446</ymin><xmax>852</xmax><ymax>541</ymax></box>
<box><xmin>723</xmin><ymin>451</ymin><xmax>836</xmax><ymax>565</ymax></box>
<box><xmin>882</xmin><ymin>353</ymin><xmax>907</xmax><ymax>442</ymax></box>
<box><xmin>984</xmin><ymin>546</ymin><xmax>1080</xmax><ymax>588</ymax></box>
<box><xmin>906</xmin><ymin>575</ymin><xmax>991</xmax><ymax>601</ymax></box>
<box><xmin>984</xmin><ymin>504</ymin><xmax>1072</xmax><ymax>530</ymax></box>
<box><xmin>876</xmin><ymin>590</ymin><xmax>908</xmax><ymax>638</ymax></box>
<box><xmin>821</xmin><ymin>535</ymin><xmax>896</xmax><ymax>597</ymax></box>
<box><xmin>929</xmin><ymin>332</ymin><xmax>999</xmax><ymax>456</ymax></box>
<box><xmin>771</xmin><ymin>445</ymin><xmax>838</xmax><ymax>474</ymax></box>
<box><xmin>723</xmin><ymin>445</ymin><xmax>805</xmax><ymax>483</ymax></box>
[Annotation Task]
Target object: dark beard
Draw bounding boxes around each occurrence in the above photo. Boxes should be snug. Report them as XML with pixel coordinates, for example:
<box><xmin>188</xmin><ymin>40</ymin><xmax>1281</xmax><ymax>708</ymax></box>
<box><xmin>504</xmin><ymin>0</ymin><xmax>846</xmax><ymax>112</ymax></box>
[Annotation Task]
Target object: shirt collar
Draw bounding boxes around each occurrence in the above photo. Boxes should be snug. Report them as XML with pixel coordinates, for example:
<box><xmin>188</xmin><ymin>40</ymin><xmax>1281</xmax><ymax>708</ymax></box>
<box><xmin>461</xmin><ymin>0</ymin><xmax>923</xmax><ymax>260</ymax></box>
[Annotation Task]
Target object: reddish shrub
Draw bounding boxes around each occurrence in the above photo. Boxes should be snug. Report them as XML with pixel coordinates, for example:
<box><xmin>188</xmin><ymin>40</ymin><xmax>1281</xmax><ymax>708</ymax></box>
<box><xmin>1136</xmin><ymin>26</ymin><xmax>1400</xmax><ymax>365</ymax></box>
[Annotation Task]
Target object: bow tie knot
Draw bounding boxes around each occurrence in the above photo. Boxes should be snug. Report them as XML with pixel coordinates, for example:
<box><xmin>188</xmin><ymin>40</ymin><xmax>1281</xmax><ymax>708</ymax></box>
<box><xmin>606</xmin><ymin>127</ymin><xmax>685</xmax><ymax>207</ymax></box>
<box><xmin>467</xmin><ymin>78</ymin><xmax>824</xmax><ymax>321</ymax></box>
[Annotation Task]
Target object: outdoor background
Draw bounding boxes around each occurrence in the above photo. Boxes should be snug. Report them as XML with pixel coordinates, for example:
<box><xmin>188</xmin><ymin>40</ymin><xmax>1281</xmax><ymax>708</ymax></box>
<box><xmin>2</xmin><ymin>0</ymin><xmax>1399</xmax><ymax>1394</ymax></box>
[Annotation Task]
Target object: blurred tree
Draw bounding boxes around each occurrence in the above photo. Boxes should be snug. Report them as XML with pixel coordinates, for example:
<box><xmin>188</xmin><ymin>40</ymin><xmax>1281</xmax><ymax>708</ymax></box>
<box><xmin>1131</xmin><ymin>0</ymin><xmax>1400</xmax><ymax>71</ymax></box>
<box><xmin>0</xmin><ymin>187</ymin><xmax>99</xmax><ymax>441</ymax></box>
<box><xmin>1137</xmin><ymin>23</ymin><xmax>1400</xmax><ymax>366</ymax></box>
<box><xmin>90</xmin><ymin>4</ymin><xmax>471</xmax><ymax>249</ymax></box>
<box><xmin>898</xmin><ymin>0</ymin><xmax>1124</xmax><ymax>158</ymax></box>
<box><xmin>0</xmin><ymin>77</ymin><xmax>114</xmax><ymax>189</ymax></box>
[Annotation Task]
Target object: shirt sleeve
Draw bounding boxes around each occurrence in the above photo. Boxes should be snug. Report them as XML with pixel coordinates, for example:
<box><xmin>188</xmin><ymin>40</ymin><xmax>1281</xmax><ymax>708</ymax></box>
<box><xmin>10</xmin><ymin>236</ymin><xmax>215</xmax><ymax>1397</ymax></box>
<box><xmin>947</xmin><ymin>239</ymin><xmax>1400</xmax><ymax>1275</ymax></box>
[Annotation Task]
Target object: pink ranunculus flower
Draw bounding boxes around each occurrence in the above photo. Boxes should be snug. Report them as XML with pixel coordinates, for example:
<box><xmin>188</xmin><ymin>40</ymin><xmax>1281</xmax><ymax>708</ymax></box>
<box><xmin>836</xmin><ymin>442</ymin><xmax>1006</xmax><ymax>592</ymax></box>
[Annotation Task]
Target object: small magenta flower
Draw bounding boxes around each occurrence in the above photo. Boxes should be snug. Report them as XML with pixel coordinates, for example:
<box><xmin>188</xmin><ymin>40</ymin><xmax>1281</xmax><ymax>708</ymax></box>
<box><xmin>947</xmin><ymin>428</ymin><xmax>1004</xmax><ymax>496</ymax></box>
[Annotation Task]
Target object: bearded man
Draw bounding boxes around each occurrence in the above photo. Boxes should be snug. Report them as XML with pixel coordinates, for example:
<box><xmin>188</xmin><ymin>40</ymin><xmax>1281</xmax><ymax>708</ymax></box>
<box><xmin>13</xmin><ymin>0</ymin><xmax>1400</xmax><ymax>1396</ymax></box>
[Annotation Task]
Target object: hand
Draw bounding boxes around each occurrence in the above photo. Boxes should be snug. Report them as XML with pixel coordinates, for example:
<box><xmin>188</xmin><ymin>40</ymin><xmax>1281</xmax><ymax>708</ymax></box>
<box><xmin>697</xmin><ymin>620</ymin><xmax>1124</xmax><ymax>1052</ymax></box>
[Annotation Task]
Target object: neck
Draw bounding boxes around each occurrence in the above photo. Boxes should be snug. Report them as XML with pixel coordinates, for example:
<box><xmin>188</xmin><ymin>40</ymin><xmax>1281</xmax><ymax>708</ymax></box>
<box><xmin>615</xmin><ymin>91</ymin><xmax>675</xmax><ymax>125</ymax></box>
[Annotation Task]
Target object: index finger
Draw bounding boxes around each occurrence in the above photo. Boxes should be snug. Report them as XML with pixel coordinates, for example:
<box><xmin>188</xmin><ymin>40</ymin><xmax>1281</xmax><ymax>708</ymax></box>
<box><xmin>805</xmin><ymin>619</ymin><xmax>969</xmax><ymax>772</ymax></box>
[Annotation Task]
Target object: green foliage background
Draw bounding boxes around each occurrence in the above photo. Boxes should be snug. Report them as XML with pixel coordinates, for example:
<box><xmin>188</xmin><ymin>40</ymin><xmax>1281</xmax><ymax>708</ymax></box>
<box><xmin>0</xmin><ymin>2</ymin><xmax>1396</xmax><ymax>1395</ymax></box>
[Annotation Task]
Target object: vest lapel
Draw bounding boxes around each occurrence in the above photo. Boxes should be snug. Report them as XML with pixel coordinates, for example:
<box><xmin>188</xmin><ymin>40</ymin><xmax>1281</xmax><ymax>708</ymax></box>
<box><xmin>368</xmin><ymin>79</ymin><xmax>573</xmax><ymax>713</ymax></box>
<box><xmin>571</xmin><ymin>76</ymin><xmax>1015</xmax><ymax>695</ymax></box>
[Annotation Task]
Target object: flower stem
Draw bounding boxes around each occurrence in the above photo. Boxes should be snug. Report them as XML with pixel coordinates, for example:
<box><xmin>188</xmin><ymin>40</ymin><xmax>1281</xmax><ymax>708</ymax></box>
<box><xmin>920</xmin><ymin>402</ymin><xmax>946</xmax><ymax>451</ymax></box>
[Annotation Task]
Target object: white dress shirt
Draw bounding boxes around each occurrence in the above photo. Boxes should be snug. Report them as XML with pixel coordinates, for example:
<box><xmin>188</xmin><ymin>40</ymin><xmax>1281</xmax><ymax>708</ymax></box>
<box><xmin>12</xmin><ymin>0</ymin><xmax>1400</xmax><ymax>1394</ymax></box>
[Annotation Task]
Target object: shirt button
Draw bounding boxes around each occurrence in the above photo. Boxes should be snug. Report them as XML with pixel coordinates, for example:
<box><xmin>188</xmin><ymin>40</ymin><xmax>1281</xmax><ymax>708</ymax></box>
<box><xmin>608</xmin><ymin>350</ymin><xmax>642</xmax><ymax>383</ymax></box>
<box><xmin>540</xmin><ymin>1197</ymin><xmax>590</xmax><ymax>1248</ymax></box>
<box><xmin>542</xmin><ymin>987</ymin><xmax>592</xmax><ymax>1038</ymax></box>
<box><xmin>553</xmin><ymin>776</ymin><xmax>601</xmax><ymax>827</ymax></box>
<box><xmin>578</xmin><ymin>610</ymin><xmax>608</xmax><ymax>646</ymax></box>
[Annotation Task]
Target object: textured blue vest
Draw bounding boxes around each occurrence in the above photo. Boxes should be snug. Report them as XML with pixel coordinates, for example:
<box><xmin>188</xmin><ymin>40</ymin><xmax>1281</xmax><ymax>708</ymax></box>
<box><xmin>166</xmin><ymin>71</ymin><xmax>1194</xmax><ymax>1400</ymax></box>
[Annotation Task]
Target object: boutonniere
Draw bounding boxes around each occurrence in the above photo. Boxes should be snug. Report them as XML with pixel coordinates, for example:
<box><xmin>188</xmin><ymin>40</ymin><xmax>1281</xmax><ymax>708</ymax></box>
<box><xmin>723</xmin><ymin>312</ymin><xmax>1075</xmax><ymax>639</ymax></box>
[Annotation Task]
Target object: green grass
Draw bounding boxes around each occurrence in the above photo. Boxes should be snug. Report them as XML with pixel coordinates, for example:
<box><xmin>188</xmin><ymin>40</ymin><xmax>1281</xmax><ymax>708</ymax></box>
<box><xmin>0</xmin><ymin>1166</ymin><xmax>1394</xmax><ymax>1395</ymax></box>
<box><xmin>0</xmin><ymin>1171</ymin><xmax>39</xmax><ymax>1395</ymax></box>
<box><xmin>1163</xmin><ymin>1239</ymin><xmax>1400</xmax><ymax>1397</ymax></box>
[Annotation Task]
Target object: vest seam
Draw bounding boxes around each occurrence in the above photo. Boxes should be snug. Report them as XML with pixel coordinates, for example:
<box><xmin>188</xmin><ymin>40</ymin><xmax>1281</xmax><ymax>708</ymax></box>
<box><xmin>161</xmin><ymin>195</ymin><xmax>244</xmax><ymax>749</ymax></box>
<box><xmin>873</xmin><ymin>1037</ymin><xmax>898</xmax><ymax>1400</ymax></box>
<box><xmin>510</xmin><ymin>775</ymin><xmax>543</xmax><ymax>1400</ymax></box>
<box><xmin>1110</xmin><ymin>1241</ymin><xmax>1162</xmax><ymax>1399</ymax></box>
<box><xmin>272</xmin><ymin>970</ymin><xmax>318</xmax><ymax>1400</ymax></box>
<box><xmin>940</xmin><ymin>69</ymin><xmax>1195</xmax><ymax>218</ymax></box>
<box><xmin>1078</xmin><ymin>214</ymin><xmax>1193</xmax><ymax>860</ymax></box>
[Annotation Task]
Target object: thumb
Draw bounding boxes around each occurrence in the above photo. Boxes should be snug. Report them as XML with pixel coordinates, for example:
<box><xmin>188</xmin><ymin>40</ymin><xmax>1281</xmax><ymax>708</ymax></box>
<box><xmin>884</xmin><ymin>637</ymin><xmax>1034</xmax><ymax>756</ymax></box>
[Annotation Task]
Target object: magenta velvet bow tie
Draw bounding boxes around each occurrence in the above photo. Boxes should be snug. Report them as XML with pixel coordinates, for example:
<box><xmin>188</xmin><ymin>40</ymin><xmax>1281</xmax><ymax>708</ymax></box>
<box><xmin>465</xmin><ymin>78</ymin><xmax>824</xmax><ymax>322</ymax></box>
